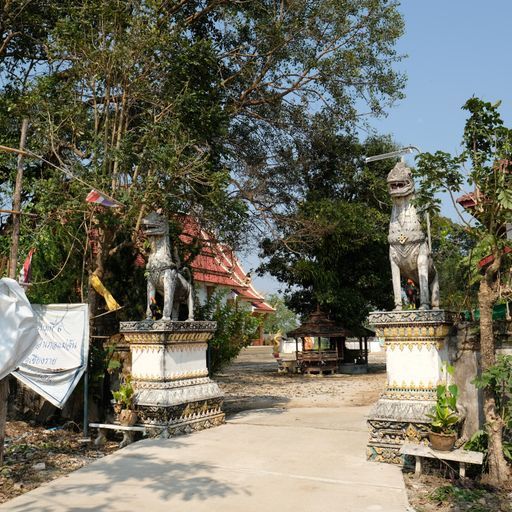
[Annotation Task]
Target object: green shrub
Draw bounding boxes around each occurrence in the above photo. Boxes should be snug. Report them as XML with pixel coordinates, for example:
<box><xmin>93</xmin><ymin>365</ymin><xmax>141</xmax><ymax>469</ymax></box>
<box><xmin>196</xmin><ymin>291</ymin><xmax>261</xmax><ymax>374</ymax></box>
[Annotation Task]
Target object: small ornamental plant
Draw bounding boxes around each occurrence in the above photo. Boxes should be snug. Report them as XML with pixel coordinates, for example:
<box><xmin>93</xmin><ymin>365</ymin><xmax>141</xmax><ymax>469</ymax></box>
<box><xmin>112</xmin><ymin>378</ymin><xmax>137</xmax><ymax>426</ymax></box>
<box><xmin>426</xmin><ymin>365</ymin><xmax>460</xmax><ymax>451</ymax></box>
<box><xmin>427</xmin><ymin>383</ymin><xmax>460</xmax><ymax>435</ymax></box>
<box><xmin>112</xmin><ymin>378</ymin><xmax>134</xmax><ymax>410</ymax></box>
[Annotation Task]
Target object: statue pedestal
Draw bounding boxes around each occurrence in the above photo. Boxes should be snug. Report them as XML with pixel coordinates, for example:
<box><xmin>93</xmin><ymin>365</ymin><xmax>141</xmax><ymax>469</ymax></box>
<box><xmin>120</xmin><ymin>320</ymin><xmax>224</xmax><ymax>436</ymax></box>
<box><xmin>366</xmin><ymin>310</ymin><xmax>456</xmax><ymax>464</ymax></box>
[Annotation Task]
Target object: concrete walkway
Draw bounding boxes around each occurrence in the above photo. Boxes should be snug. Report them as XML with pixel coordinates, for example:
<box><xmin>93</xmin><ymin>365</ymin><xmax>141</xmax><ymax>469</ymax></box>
<box><xmin>1</xmin><ymin>405</ymin><xmax>408</xmax><ymax>512</ymax></box>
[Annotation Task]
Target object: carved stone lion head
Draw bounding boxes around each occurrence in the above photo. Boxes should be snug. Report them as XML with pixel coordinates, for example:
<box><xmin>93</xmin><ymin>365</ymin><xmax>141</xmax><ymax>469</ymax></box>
<box><xmin>387</xmin><ymin>161</ymin><xmax>415</xmax><ymax>198</ymax></box>
<box><xmin>142</xmin><ymin>211</ymin><xmax>169</xmax><ymax>237</ymax></box>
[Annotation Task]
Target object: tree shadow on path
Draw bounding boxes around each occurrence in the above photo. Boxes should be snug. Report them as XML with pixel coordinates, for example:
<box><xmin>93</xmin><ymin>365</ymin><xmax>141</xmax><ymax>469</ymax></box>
<box><xmin>4</xmin><ymin>438</ymin><xmax>249</xmax><ymax>512</ymax></box>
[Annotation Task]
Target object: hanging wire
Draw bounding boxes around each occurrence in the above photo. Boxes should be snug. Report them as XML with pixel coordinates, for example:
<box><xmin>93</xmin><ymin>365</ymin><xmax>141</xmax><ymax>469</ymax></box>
<box><xmin>0</xmin><ymin>144</ymin><xmax>124</xmax><ymax>207</ymax></box>
<box><xmin>27</xmin><ymin>220</ymin><xmax>86</xmax><ymax>285</ymax></box>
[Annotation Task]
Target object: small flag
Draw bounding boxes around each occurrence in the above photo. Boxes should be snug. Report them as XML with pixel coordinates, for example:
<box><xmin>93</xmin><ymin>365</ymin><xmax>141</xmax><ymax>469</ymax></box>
<box><xmin>19</xmin><ymin>248</ymin><xmax>36</xmax><ymax>285</ymax></box>
<box><xmin>90</xmin><ymin>273</ymin><xmax>121</xmax><ymax>311</ymax></box>
<box><xmin>86</xmin><ymin>189</ymin><xmax>122</xmax><ymax>208</ymax></box>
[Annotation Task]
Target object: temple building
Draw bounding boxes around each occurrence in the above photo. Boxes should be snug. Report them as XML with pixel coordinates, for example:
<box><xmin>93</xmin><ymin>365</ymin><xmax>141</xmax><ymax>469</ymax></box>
<box><xmin>180</xmin><ymin>218</ymin><xmax>275</xmax><ymax>344</ymax></box>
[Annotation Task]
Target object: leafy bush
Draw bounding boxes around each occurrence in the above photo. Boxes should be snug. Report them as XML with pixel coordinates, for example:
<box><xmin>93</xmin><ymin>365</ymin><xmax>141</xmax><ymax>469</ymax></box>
<box><xmin>196</xmin><ymin>291</ymin><xmax>261</xmax><ymax>374</ymax></box>
<box><xmin>465</xmin><ymin>429</ymin><xmax>512</xmax><ymax>465</ymax></box>
<box><xmin>466</xmin><ymin>356</ymin><xmax>512</xmax><ymax>463</ymax></box>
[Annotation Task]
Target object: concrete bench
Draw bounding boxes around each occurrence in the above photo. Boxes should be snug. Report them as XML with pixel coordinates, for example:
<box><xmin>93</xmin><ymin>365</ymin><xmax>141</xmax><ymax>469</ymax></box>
<box><xmin>89</xmin><ymin>423</ymin><xmax>147</xmax><ymax>448</ymax></box>
<box><xmin>400</xmin><ymin>442</ymin><xmax>484</xmax><ymax>478</ymax></box>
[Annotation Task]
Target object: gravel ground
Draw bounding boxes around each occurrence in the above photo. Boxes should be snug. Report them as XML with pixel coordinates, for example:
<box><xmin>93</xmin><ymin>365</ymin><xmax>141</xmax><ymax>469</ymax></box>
<box><xmin>1</xmin><ymin>421</ymin><xmax>118</xmax><ymax>504</ymax></box>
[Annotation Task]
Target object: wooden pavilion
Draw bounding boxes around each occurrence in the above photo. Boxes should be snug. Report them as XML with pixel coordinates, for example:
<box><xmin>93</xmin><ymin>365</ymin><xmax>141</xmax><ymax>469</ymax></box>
<box><xmin>287</xmin><ymin>308</ymin><xmax>373</xmax><ymax>375</ymax></box>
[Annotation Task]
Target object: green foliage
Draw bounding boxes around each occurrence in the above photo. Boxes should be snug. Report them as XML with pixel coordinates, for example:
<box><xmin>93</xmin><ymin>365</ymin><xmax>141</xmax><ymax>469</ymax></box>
<box><xmin>426</xmin><ymin>385</ymin><xmax>460</xmax><ymax>434</ymax></box>
<box><xmin>465</xmin><ymin>357</ymin><xmax>512</xmax><ymax>465</ymax></box>
<box><xmin>465</xmin><ymin>429</ymin><xmax>512</xmax><ymax>465</ymax></box>
<box><xmin>427</xmin><ymin>367</ymin><xmax>460</xmax><ymax>434</ymax></box>
<box><xmin>473</xmin><ymin>355</ymin><xmax>512</xmax><ymax>415</ymax></box>
<box><xmin>196</xmin><ymin>291</ymin><xmax>261</xmax><ymax>374</ymax></box>
<box><xmin>260</xmin><ymin>134</ymin><xmax>396</xmax><ymax>328</ymax></box>
<box><xmin>415</xmin><ymin>98</ymin><xmax>512</xmax><ymax>258</ymax></box>
<box><xmin>428</xmin><ymin>484</ymin><xmax>487</xmax><ymax>511</ymax></box>
<box><xmin>111</xmin><ymin>378</ymin><xmax>134</xmax><ymax>410</ymax></box>
<box><xmin>263</xmin><ymin>294</ymin><xmax>299</xmax><ymax>335</ymax></box>
<box><xmin>430</xmin><ymin>215</ymin><xmax>477</xmax><ymax>311</ymax></box>
<box><xmin>472</xmin><ymin>355</ymin><xmax>512</xmax><ymax>459</ymax></box>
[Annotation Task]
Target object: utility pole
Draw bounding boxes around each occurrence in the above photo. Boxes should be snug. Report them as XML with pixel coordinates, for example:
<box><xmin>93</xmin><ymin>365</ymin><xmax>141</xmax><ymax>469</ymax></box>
<box><xmin>8</xmin><ymin>118</ymin><xmax>29</xmax><ymax>279</ymax></box>
<box><xmin>1</xmin><ymin>119</ymin><xmax>29</xmax><ymax>466</ymax></box>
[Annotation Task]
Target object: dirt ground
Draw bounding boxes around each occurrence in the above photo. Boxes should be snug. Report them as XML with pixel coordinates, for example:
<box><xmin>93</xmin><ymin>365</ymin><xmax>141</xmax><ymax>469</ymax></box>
<box><xmin>404</xmin><ymin>472</ymin><xmax>512</xmax><ymax>512</ymax></box>
<box><xmin>1</xmin><ymin>346</ymin><xmax>510</xmax><ymax>510</ymax></box>
<box><xmin>0</xmin><ymin>421</ymin><xmax>119</xmax><ymax>504</ymax></box>
<box><xmin>216</xmin><ymin>346</ymin><xmax>387</xmax><ymax>413</ymax></box>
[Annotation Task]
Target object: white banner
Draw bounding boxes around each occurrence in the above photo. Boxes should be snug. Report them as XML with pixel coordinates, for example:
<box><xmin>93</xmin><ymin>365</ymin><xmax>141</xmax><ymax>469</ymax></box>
<box><xmin>12</xmin><ymin>304</ymin><xmax>89</xmax><ymax>408</ymax></box>
<box><xmin>0</xmin><ymin>278</ymin><xmax>38</xmax><ymax>380</ymax></box>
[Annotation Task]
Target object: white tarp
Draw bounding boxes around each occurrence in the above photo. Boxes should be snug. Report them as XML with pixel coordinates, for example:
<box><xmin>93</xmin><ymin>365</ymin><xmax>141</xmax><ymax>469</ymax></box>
<box><xmin>0</xmin><ymin>278</ymin><xmax>38</xmax><ymax>380</ymax></box>
<box><xmin>12</xmin><ymin>304</ymin><xmax>89</xmax><ymax>408</ymax></box>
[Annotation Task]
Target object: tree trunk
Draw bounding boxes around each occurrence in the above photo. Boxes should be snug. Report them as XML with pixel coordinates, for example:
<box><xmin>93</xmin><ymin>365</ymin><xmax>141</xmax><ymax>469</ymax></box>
<box><xmin>478</xmin><ymin>276</ymin><xmax>511</xmax><ymax>485</ymax></box>
<box><xmin>0</xmin><ymin>378</ymin><xmax>9</xmax><ymax>465</ymax></box>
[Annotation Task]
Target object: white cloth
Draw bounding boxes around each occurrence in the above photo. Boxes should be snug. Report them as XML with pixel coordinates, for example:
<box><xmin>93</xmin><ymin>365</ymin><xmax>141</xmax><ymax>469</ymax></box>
<box><xmin>0</xmin><ymin>278</ymin><xmax>38</xmax><ymax>380</ymax></box>
<box><xmin>12</xmin><ymin>304</ymin><xmax>89</xmax><ymax>408</ymax></box>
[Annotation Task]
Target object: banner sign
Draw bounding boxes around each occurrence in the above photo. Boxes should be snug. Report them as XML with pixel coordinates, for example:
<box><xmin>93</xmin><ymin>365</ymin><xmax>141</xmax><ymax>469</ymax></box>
<box><xmin>12</xmin><ymin>304</ymin><xmax>89</xmax><ymax>408</ymax></box>
<box><xmin>0</xmin><ymin>278</ymin><xmax>38</xmax><ymax>380</ymax></box>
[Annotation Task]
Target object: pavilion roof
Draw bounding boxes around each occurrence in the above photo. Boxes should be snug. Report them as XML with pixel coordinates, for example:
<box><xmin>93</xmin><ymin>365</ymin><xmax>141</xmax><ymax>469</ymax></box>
<box><xmin>287</xmin><ymin>309</ymin><xmax>353</xmax><ymax>338</ymax></box>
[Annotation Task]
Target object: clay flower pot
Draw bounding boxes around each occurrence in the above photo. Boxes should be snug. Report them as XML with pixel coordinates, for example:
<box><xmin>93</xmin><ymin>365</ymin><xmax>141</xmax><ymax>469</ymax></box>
<box><xmin>428</xmin><ymin>431</ymin><xmax>457</xmax><ymax>451</ymax></box>
<box><xmin>118</xmin><ymin>409</ymin><xmax>138</xmax><ymax>426</ymax></box>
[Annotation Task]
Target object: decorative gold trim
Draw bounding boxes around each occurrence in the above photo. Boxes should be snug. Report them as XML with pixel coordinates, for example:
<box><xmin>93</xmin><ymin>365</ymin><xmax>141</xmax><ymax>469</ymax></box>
<box><xmin>124</xmin><ymin>333</ymin><xmax>161</xmax><ymax>343</ymax></box>
<box><xmin>124</xmin><ymin>332</ymin><xmax>212</xmax><ymax>344</ymax></box>
<box><xmin>383</xmin><ymin>383</ymin><xmax>437</xmax><ymax>401</ymax></box>
<box><xmin>131</xmin><ymin>345</ymin><xmax>165</xmax><ymax>353</ymax></box>
<box><xmin>133</xmin><ymin>369</ymin><xmax>209</xmax><ymax>381</ymax></box>
<box><xmin>133</xmin><ymin>377</ymin><xmax>211</xmax><ymax>388</ymax></box>
<box><xmin>166</xmin><ymin>332</ymin><xmax>212</xmax><ymax>342</ymax></box>
<box><xmin>166</xmin><ymin>343</ymin><xmax>208</xmax><ymax>352</ymax></box>
<box><xmin>389</xmin><ymin>381</ymin><xmax>435</xmax><ymax>390</ymax></box>
<box><xmin>381</xmin><ymin>324</ymin><xmax>451</xmax><ymax>338</ymax></box>
<box><xmin>131</xmin><ymin>343</ymin><xmax>207</xmax><ymax>353</ymax></box>
<box><xmin>385</xmin><ymin>340</ymin><xmax>445</xmax><ymax>351</ymax></box>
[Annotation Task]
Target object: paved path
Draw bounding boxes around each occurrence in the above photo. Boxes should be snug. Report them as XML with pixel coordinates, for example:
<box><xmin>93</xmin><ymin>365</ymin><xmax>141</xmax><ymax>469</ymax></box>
<box><xmin>1</xmin><ymin>405</ymin><xmax>408</xmax><ymax>512</ymax></box>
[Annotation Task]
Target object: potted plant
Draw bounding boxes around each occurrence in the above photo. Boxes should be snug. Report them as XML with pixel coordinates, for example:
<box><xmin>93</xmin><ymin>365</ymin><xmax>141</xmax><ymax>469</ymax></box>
<box><xmin>112</xmin><ymin>378</ymin><xmax>137</xmax><ymax>426</ymax></box>
<box><xmin>426</xmin><ymin>380</ymin><xmax>460</xmax><ymax>451</ymax></box>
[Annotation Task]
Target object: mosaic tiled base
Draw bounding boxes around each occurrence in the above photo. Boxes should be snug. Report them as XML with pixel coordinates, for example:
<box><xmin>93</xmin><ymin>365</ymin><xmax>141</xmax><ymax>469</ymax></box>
<box><xmin>367</xmin><ymin>405</ymin><xmax>431</xmax><ymax>464</ymax></box>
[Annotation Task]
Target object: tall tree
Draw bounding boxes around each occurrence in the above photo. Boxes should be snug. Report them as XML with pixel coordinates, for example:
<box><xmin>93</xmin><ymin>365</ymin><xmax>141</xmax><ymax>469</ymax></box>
<box><xmin>259</xmin><ymin>132</ymin><xmax>397</xmax><ymax>328</ymax></box>
<box><xmin>1</xmin><ymin>0</ymin><xmax>406</xmax><ymax>300</ymax></box>
<box><xmin>415</xmin><ymin>98</ymin><xmax>512</xmax><ymax>486</ymax></box>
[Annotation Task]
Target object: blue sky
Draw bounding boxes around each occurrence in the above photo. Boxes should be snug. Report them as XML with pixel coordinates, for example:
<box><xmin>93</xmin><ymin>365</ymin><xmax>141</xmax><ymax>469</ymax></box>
<box><xmin>371</xmin><ymin>1</ymin><xmax>512</xmax><ymax>158</ymax></box>
<box><xmin>247</xmin><ymin>1</ymin><xmax>512</xmax><ymax>295</ymax></box>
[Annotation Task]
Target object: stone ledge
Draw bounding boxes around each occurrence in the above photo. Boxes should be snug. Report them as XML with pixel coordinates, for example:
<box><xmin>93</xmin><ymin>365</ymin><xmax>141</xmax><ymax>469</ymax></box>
<box><xmin>368</xmin><ymin>398</ymin><xmax>436</xmax><ymax>422</ymax></box>
<box><xmin>120</xmin><ymin>319</ymin><xmax>217</xmax><ymax>332</ymax></box>
<box><xmin>369</xmin><ymin>309</ymin><xmax>457</xmax><ymax>326</ymax></box>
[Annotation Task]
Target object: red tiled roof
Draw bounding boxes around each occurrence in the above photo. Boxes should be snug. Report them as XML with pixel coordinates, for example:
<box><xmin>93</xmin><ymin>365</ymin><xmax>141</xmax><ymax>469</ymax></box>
<box><xmin>456</xmin><ymin>192</ymin><xmax>477</xmax><ymax>209</ymax></box>
<box><xmin>179</xmin><ymin>216</ymin><xmax>275</xmax><ymax>313</ymax></box>
<box><xmin>252</xmin><ymin>301</ymin><xmax>275</xmax><ymax>313</ymax></box>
